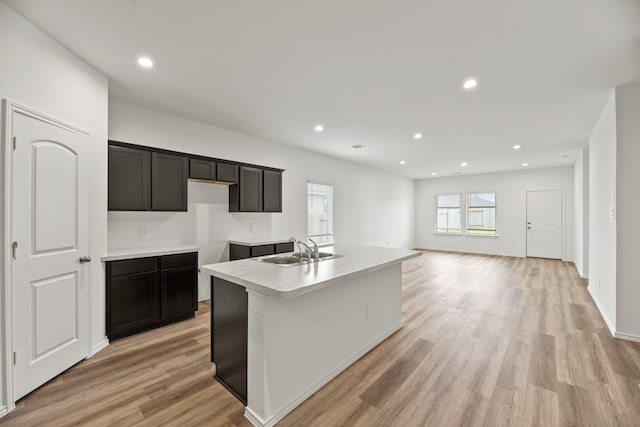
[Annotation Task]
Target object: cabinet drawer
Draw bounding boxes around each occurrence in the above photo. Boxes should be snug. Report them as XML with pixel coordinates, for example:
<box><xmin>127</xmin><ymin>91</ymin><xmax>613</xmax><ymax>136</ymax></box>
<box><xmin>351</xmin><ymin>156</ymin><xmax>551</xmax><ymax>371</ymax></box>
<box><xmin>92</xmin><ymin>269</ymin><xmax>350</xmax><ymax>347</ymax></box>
<box><xmin>275</xmin><ymin>242</ymin><xmax>294</xmax><ymax>254</ymax></box>
<box><xmin>161</xmin><ymin>252</ymin><xmax>198</xmax><ymax>270</ymax></box>
<box><xmin>110</xmin><ymin>257</ymin><xmax>157</xmax><ymax>276</ymax></box>
<box><xmin>250</xmin><ymin>244</ymin><xmax>275</xmax><ymax>257</ymax></box>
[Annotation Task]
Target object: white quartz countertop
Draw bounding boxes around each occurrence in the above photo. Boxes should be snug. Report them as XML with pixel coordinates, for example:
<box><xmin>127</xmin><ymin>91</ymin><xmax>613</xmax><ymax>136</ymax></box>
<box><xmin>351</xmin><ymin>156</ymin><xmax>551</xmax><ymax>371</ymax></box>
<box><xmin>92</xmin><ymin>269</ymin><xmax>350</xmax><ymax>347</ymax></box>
<box><xmin>101</xmin><ymin>245</ymin><xmax>199</xmax><ymax>262</ymax></box>
<box><xmin>201</xmin><ymin>245</ymin><xmax>420</xmax><ymax>297</ymax></box>
<box><xmin>228</xmin><ymin>237</ymin><xmax>293</xmax><ymax>246</ymax></box>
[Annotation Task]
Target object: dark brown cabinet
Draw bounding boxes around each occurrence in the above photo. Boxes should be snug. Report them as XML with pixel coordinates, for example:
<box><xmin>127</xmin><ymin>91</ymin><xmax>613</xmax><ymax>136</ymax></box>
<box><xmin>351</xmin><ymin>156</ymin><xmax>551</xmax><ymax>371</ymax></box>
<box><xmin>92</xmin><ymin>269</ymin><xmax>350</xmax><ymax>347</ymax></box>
<box><xmin>108</xmin><ymin>141</ymin><xmax>284</xmax><ymax>213</ymax></box>
<box><xmin>108</xmin><ymin>142</ymin><xmax>188</xmax><ymax>212</ymax></box>
<box><xmin>189</xmin><ymin>158</ymin><xmax>216</xmax><ymax>181</ymax></box>
<box><xmin>229</xmin><ymin>166</ymin><xmax>263</xmax><ymax>212</ymax></box>
<box><xmin>108</xmin><ymin>145</ymin><xmax>151</xmax><ymax>210</ymax></box>
<box><xmin>263</xmin><ymin>170</ymin><xmax>283</xmax><ymax>212</ymax></box>
<box><xmin>152</xmin><ymin>152</ymin><xmax>188</xmax><ymax>211</ymax></box>
<box><xmin>217</xmin><ymin>162</ymin><xmax>239</xmax><ymax>183</ymax></box>
<box><xmin>229</xmin><ymin>241</ymin><xmax>295</xmax><ymax>260</ymax></box>
<box><xmin>211</xmin><ymin>277</ymin><xmax>248</xmax><ymax>404</ymax></box>
<box><xmin>161</xmin><ymin>253</ymin><xmax>198</xmax><ymax>320</ymax></box>
<box><xmin>106</xmin><ymin>252</ymin><xmax>198</xmax><ymax>340</ymax></box>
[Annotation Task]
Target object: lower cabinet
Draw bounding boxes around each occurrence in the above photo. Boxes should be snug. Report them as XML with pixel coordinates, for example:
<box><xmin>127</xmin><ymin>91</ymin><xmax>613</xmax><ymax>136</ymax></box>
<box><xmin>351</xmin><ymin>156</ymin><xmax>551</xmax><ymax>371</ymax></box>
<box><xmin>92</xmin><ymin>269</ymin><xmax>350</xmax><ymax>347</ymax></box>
<box><xmin>229</xmin><ymin>241</ymin><xmax>295</xmax><ymax>260</ymax></box>
<box><xmin>106</xmin><ymin>252</ymin><xmax>198</xmax><ymax>340</ymax></box>
<box><xmin>211</xmin><ymin>277</ymin><xmax>248</xmax><ymax>404</ymax></box>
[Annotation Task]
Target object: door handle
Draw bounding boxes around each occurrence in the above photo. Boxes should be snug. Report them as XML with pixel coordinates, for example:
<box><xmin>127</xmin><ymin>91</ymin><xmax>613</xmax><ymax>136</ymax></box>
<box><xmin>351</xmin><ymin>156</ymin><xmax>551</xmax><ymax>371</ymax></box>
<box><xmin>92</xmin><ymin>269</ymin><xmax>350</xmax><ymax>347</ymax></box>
<box><xmin>79</xmin><ymin>256</ymin><xmax>92</xmax><ymax>263</ymax></box>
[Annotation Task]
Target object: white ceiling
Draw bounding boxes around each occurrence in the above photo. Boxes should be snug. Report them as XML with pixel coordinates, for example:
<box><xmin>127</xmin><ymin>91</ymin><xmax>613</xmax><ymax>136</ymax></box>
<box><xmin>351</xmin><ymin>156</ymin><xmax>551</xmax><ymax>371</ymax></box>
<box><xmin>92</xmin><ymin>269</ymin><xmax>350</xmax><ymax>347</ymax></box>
<box><xmin>5</xmin><ymin>0</ymin><xmax>640</xmax><ymax>178</ymax></box>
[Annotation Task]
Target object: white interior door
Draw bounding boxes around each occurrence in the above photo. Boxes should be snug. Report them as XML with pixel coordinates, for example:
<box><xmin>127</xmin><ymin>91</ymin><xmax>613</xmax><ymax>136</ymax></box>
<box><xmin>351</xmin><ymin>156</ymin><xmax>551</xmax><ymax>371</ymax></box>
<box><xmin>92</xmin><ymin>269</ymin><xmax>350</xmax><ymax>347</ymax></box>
<box><xmin>10</xmin><ymin>108</ymin><xmax>90</xmax><ymax>400</ymax></box>
<box><xmin>526</xmin><ymin>190</ymin><xmax>562</xmax><ymax>259</ymax></box>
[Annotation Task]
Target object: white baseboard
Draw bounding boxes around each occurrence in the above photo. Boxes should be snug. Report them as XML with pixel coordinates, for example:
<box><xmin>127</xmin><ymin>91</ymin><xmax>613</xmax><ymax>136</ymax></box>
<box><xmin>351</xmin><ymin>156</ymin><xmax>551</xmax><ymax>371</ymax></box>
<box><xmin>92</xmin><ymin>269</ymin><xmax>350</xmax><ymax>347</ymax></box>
<box><xmin>587</xmin><ymin>285</ymin><xmax>616</xmax><ymax>336</ymax></box>
<box><xmin>244</xmin><ymin>321</ymin><xmax>403</xmax><ymax>427</ymax></box>
<box><xmin>90</xmin><ymin>338</ymin><xmax>109</xmax><ymax>357</ymax></box>
<box><xmin>614</xmin><ymin>332</ymin><xmax>640</xmax><ymax>343</ymax></box>
<box><xmin>0</xmin><ymin>405</ymin><xmax>8</xmax><ymax>418</ymax></box>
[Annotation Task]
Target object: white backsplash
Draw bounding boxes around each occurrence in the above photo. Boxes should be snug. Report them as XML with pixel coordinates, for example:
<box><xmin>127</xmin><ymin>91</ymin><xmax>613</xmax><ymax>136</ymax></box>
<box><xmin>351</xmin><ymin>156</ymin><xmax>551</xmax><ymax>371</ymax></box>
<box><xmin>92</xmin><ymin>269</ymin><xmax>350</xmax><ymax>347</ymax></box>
<box><xmin>107</xmin><ymin>181</ymin><xmax>272</xmax><ymax>300</ymax></box>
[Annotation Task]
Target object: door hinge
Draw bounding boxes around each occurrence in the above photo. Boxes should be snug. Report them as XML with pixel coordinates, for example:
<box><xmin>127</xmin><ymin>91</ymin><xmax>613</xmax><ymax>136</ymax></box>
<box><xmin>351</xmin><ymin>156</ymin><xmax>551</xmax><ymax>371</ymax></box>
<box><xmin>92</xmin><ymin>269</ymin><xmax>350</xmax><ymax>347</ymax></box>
<box><xmin>13</xmin><ymin>352</ymin><xmax>17</xmax><ymax>365</ymax></box>
<box><xmin>12</xmin><ymin>241</ymin><xmax>18</xmax><ymax>260</ymax></box>
<box><xmin>13</xmin><ymin>136</ymin><xmax>17</xmax><ymax>150</ymax></box>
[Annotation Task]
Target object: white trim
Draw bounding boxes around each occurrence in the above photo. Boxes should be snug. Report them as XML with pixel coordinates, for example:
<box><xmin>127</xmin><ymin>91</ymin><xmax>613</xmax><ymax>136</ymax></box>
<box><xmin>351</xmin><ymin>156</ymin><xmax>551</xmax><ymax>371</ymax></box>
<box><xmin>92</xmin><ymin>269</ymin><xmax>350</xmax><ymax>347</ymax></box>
<box><xmin>2</xmin><ymin>99</ymin><xmax>90</xmax><ymax>412</ymax></box>
<box><xmin>90</xmin><ymin>339</ymin><xmax>109</xmax><ymax>357</ymax></box>
<box><xmin>587</xmin><ymin>285</ymin><xmax>616</xmax><ymax>336</ymax></box>
<box><xmin>243</xmin><ymin>321</ymin><xmax>403</xmax><ymax>427</ymax></box>
<box><xmin>0</xmin><ymin>405</ymin><xmax>8</xmax><ymax>418</ymax></box>
<box><xmin>613</xmin><ymin>332</ymin><xmax>640</xmax><ymax>343</ymax></box>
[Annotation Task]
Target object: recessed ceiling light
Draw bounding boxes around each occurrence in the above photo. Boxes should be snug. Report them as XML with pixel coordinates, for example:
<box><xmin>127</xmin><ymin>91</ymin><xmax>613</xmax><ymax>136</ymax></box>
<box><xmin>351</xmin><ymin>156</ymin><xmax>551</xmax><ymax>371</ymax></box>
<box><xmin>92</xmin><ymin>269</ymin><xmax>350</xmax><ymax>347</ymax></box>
<box><xmin>513</xmin><ymin>144</ymin><xmax>521</xmax><ymax>150</ymax></box>
<box><xmin>314</xmin><ymin>125</ymin><xmax>324</xmax><ymax>132</ymax></box>
<box><xmin>137</xmin><ymin>57</ymin><xmax>153</xmax><ymax>68</ymax></box>
<box><xmin>460</xmin><ymin>162</ymin><xmax>468</xmax><ymax>167</ymax></box>
<box><xmin>414</xmin><ymin>133</ymin><xmax>422</xmax><ymax>140</ymax></box>
<box><xmin>400</xmin><ymin>160</ymin><xmax>406</xmax><ymax>165</ymax></box>
<box><xmin>522</xmin><ymin>163</ymin><xmax>529</xmax><ymax>167</ymax></box>
<box><xmin>431</xmin><ymin>172</ymin><xmax>437</xmax><ymax>176</ymax></box>
<box><xmin>351</xmin><ymin>144</ymin><xmax>364</xmax><ymax>149</ymax></box>
<box><xmin>463</xmin><ymin>79</ymin><xmax>477</xmax><ymax>89</ymax></box>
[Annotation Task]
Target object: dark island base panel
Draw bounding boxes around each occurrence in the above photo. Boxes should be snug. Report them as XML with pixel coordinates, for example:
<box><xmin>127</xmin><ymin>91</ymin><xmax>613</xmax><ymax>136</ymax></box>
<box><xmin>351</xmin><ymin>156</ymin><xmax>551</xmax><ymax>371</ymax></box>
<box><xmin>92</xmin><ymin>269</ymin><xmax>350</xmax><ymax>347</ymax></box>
<box><xmin>107</xmin><ymin>314</ymin><xmax>195</xmax><ymax>341</ymax></box>
<box><xmin>211</xmin><ymin>276</ymin><xmax>248</xmax><ymax>405</ymax></box>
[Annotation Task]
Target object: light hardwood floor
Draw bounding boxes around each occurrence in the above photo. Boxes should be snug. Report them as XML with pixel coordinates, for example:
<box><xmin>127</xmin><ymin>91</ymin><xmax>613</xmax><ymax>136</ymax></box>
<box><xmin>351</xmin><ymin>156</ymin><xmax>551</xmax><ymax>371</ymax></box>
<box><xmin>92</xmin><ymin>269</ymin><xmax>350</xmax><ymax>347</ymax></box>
<box><xmin>2</xmin><ymin>251</ymin><xmax>640</xmax><ymax>426</ymax></box>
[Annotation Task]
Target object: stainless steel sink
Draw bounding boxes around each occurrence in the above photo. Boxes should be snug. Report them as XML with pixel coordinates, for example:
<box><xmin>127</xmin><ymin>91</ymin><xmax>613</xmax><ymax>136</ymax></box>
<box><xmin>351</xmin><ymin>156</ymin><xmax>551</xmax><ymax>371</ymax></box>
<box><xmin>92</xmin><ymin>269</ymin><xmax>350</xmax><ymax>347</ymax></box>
<box><xmin>256</xmin><ymin>254</ymin><xmax>301</xmax><ymax>265</ymax></box>
<box><xmin>291</xmin><ymin>252</ymin><xmax>336</xmax><ymax>260</ymax></box>
<box><xmin>253</xmin><ymin>252</ymin><xmax>343</xmax><ymax>267</ymax></box>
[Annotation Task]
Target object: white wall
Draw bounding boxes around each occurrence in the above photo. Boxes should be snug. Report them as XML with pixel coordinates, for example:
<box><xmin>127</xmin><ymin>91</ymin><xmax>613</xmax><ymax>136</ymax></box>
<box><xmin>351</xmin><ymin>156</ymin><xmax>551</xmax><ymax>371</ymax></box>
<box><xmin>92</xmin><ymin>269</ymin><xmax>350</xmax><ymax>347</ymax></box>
<box><xmin>415</xmin><ymin>167</ymin><xmax>574</xmax><ymax>260</ymax></box>
<box><xmin>0</xmin><ymin>2</ymin><xmax>108</xmax><ymax>412</ymax></box>
<box><xmin>587</xmin><ymin>91</ymin><xmax>617</xmax><ymax>333</ymax></box>
<box><xmin>614</xmin><ymin>82</ymin><xmax>640</xmax><ymax>340</ymax></box>
<box><xmin>573</xmin><ymin>148</ymin><xmax>589</xmax><ymax>278</ymax></box>
<box><xmin>108</xmin><ymin>100</ymin><xmax>416</xmax><ymax>300</ymax></box>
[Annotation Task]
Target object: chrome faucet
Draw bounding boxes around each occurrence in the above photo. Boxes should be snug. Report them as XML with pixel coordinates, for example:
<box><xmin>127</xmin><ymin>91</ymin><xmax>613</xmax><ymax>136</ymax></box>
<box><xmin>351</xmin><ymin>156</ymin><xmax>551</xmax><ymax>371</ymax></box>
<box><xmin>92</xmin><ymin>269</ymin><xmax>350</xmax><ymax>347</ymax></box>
<box><xmin>309</xmin><ymin>238</ymin><xmax>320</xmax><ymax>261</ymax></box>
<box><xmin>298</xmin><ymin>242</ymin><xmax>313</xmax><ymax>262</ymax></box>
<box><xmin>289</xmin><ymin>236</ymin><xmax>304</xmax><ymax>259</ymax></box>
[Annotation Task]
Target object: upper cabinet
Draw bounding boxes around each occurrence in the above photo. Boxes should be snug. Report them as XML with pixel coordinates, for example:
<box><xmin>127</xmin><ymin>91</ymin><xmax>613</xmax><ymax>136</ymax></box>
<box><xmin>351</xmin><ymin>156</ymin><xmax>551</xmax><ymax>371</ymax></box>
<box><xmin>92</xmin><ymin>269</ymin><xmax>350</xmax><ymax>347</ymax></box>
<box><xmin>108</xmin><ymin>141</ymin><xmax>283</xmax><ymax>213</ymax></box>
<box><xmin>217</xmin><ymin>162</ymin><xmax>239</xmax><ymax>183</ymax></box>
<box><xmin>229</xmin><ymin>166</ymin><xmax>263</xmax><ymax>212</ymax></box>
<box><xmin>189</xmin><ymin>158</ymin><xmax>216</xmax><ymax>181</ymax></box>
<box><xmin>152</xmin><ymin>152</ymin><xmax>188</xmax><ymax>211</ymax></box>
<box><xmin>109</xmin><ymin>142</ymin><xmax>188</xmax><ymax>211</ymax></box>
<box><xmin>108</xmin><ymin>145</ymin><xmax>151</xmax><ymax>210</ymax></box>
<box><xmin>263</xmin><ymin>170</ymin><xmax>282</xmax><ymax>212</ymax></box>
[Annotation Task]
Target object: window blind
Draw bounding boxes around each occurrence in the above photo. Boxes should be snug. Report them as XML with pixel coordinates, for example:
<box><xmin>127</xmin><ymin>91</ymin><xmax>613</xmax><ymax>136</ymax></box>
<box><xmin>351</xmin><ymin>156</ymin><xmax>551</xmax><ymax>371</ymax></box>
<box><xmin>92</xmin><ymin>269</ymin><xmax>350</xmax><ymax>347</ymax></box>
<box><xmin>307</xmin><ymin>181</ymin><xmax>334</xmax><ymax>244</ymax></box>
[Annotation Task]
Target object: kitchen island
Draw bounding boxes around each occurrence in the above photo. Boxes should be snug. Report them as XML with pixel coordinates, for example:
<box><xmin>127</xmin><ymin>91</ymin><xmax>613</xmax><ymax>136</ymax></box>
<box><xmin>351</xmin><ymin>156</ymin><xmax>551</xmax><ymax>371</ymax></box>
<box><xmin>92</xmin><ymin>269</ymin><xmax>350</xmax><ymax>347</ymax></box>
<box><xmin>201</xmin><ymin>245</ymin><xmax>420</xmax><ymax>427</ymax></box>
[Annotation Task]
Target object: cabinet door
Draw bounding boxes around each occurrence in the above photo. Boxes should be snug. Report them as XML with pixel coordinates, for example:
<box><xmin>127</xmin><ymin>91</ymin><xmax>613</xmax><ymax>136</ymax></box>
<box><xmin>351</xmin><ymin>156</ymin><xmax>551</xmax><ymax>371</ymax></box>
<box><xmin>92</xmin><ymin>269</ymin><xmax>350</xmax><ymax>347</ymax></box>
<box><xmin>152</xmin><ymin>152</ymin><xmax>188</xmax><ymax>211</ymax></box>
<box><xmin>107</xmin><ymin>271</ymin><xmax>159</xmax><ymax>339</ymax></box>
<box><xmin>161</xmin><ymin>266</ymin><xmax>197</xmax><ymax>320</ymax></box>
<box><xmin>263</xmin><ymin>170</ymin><xmax>282</xmax><ymax>212</ymax></box>
<box><xmin>108</xmin><ymin>145</ymin><xmax>151</xmax><ymax>210</ymax></box>
<box><xmin>217</xmin><ymin>162</ymin><xmax>239</xmax><ymax>183</ymax></box>
<box><xmin>212</xmin><ymin>277</ymin><xmax>248</xmax><ymax>404</ymax></box>
<box><xmin>189</xmin><ymin>158</ymin><xmax>216</xmax><ymax>180</ymax></box>
<box><xmin>238</xmin><ymin>166</ymin><xmax>263</xmax><ymax>212</ymax></box>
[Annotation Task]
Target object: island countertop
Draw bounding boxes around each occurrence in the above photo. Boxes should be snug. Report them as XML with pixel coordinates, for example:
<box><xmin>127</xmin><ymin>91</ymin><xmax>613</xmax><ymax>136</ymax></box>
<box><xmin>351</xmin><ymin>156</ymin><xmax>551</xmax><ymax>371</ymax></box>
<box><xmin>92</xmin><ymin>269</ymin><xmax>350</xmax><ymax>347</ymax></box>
<box><xmin>201</xmin><ymin>245</ymin><xmax>420</xmax><ymax>297</ymax></box>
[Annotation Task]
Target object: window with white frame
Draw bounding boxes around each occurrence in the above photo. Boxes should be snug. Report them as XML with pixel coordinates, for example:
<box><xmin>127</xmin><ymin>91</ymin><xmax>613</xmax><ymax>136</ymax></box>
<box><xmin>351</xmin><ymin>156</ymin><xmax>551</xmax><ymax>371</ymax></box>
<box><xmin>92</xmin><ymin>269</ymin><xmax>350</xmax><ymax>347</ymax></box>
<box><xmin>435</xmin><ymin>194</ymin><xmax>461</xmax><ymax>233</ymax></box>
<box><xmin>466</xmin><ymin>192</ymin><xmax>496</xmax><ymax>235</ymax></box>
<box><xmin>307</xmin><ymin>181</ymin><xmax>334</xmax><ymax>244</ymax></box>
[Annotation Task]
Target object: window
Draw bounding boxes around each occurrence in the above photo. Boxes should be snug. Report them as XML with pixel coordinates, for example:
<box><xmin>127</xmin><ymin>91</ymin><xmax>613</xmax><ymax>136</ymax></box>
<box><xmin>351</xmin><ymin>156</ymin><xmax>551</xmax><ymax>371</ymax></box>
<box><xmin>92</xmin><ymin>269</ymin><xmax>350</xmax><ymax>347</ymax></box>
<box><xmin>307</xmin><ymin>182</ymin><xmax>334</xmax><ymax>245</ymax></box>
<box><xmin>466</xmin><ymin>192</ymin><xmax>496</xmax><ymax>235</ymax></box>
<box><xmin>435</xmin><ymin>194</ymin><xmax>461</xmax><ymax>233</ymax></box>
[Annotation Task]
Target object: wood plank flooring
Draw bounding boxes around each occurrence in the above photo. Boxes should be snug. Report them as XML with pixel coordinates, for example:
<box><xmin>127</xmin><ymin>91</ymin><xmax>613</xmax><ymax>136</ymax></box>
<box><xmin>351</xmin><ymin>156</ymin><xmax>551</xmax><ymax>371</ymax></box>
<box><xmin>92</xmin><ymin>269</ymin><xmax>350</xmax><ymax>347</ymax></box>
<box><xmin>3</xmin><ymin>251</ymin><xmax>640</xmax><ymax>426</ymax></box>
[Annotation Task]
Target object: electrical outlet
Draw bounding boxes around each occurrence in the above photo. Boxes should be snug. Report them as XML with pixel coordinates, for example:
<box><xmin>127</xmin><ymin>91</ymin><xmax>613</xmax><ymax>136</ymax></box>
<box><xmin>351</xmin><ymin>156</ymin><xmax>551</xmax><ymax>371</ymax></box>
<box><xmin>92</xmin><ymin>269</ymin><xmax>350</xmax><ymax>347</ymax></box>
<box><xmin>250</xmin><ymin>223</ymin><xmax>256</xmax><ymax>232</ymax></box>
<box><xmin>598</xmin><ymin>277</ymin><xmax>602</xmax><ymax>289</ymax></box>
